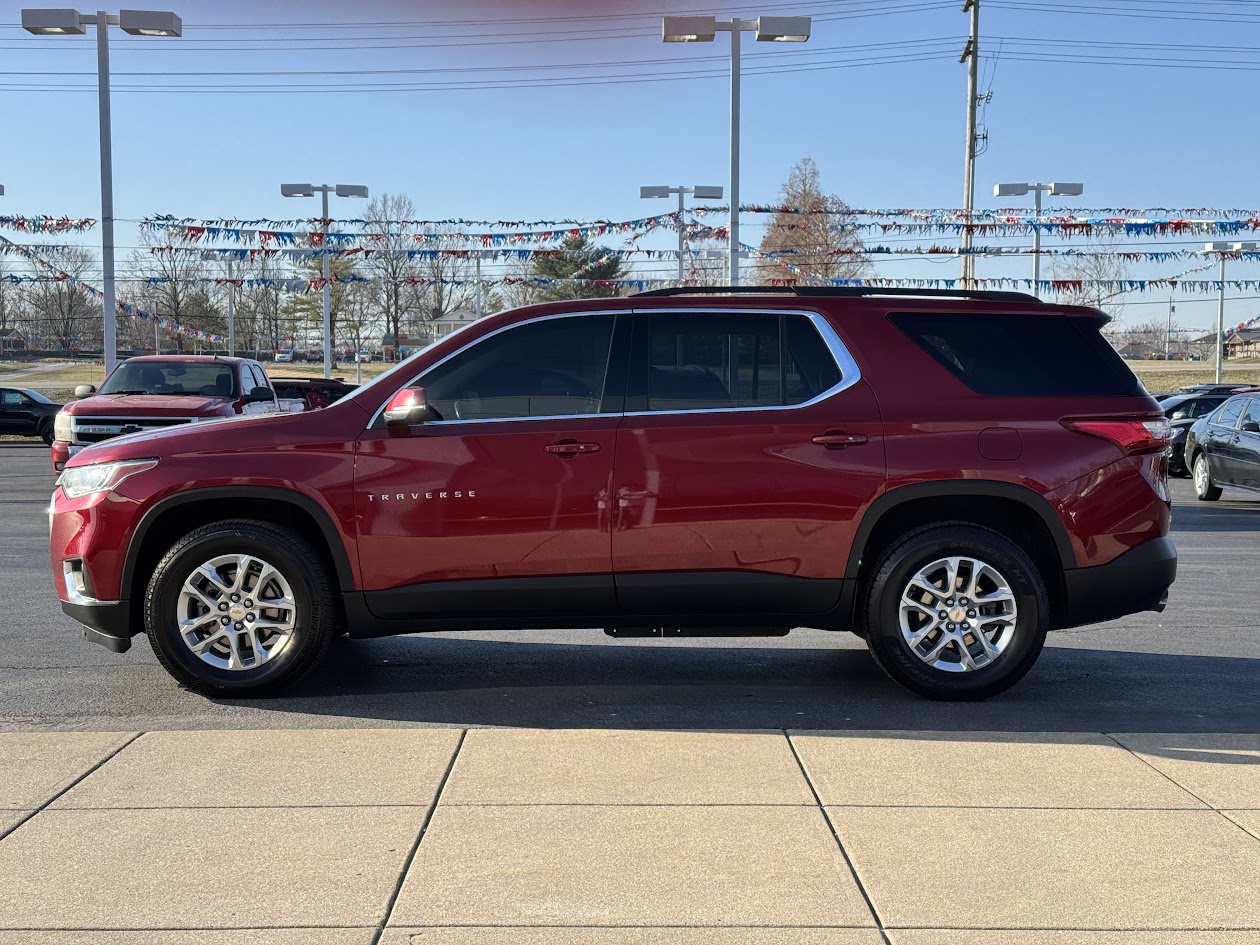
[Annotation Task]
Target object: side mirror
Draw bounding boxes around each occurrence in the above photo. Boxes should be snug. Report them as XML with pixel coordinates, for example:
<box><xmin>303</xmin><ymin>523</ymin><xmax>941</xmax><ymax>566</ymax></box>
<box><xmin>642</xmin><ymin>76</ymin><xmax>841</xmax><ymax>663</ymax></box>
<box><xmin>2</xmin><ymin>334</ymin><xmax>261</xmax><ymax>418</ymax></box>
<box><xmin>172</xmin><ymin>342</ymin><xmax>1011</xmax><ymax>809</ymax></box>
<box><xmin>384</xmin><ymin>386</ymin><xmax>435</xmax><ymax>427</ymax></box>
<box><xmin>74</xmin><ymin>384</ymin><xmax>96</xmax><ymax>399</ymax></box>
<box><xmin>245</xmin><ymin>386</ymin><xmax>276</xmax><ymax>403</ymax></box>
<box><xmin>1243</xmin><ymin>421</ymin><xmax>1260</xmax><ymax>434</ymax></box>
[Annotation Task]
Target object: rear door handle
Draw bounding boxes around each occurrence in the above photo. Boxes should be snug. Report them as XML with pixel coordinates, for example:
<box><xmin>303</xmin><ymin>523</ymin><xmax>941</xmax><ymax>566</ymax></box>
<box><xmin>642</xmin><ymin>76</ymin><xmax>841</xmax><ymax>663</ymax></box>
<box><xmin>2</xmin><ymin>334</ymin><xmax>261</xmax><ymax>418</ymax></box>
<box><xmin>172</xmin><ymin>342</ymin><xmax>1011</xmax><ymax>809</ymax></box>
<box><xmin>812</xmin><ymin>432</ymin><xmax>869</xmax><ymax>449</ymax></box>
<box><xmin>545</xmin><ymin>441</ymin><xmax>601</xmax><ymax>455</ymax></box>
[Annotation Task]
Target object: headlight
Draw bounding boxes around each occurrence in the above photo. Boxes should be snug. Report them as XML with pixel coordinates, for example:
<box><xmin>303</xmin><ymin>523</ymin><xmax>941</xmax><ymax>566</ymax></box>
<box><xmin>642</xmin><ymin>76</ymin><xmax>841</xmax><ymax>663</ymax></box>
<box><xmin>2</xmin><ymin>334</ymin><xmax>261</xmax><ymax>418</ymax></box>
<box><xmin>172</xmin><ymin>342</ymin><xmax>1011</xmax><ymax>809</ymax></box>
<box><xmin>53</xmin><ymin>411</ymin><xmax>72</xmax><ymax>443</ymax></box>
<box><xmin>57</xmin><ymin>458</ymin><xmax>158</xmax><ymax>499</ymax></box>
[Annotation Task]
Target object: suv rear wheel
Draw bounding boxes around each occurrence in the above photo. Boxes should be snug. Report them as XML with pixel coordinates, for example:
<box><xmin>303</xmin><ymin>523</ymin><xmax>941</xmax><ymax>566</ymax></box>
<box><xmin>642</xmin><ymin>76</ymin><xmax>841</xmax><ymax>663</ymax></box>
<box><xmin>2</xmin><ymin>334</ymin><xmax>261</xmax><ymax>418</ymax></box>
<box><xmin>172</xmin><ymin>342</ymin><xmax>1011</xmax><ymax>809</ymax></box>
<box><xmin>861</xmin><ymin>524</ymin><xmax>1048</xmax><ymax>700</ymax></box>
<box><xmin>143</xmin><ymin>520</ymin><xmax>337</xmax><ymax>697</ymax></box>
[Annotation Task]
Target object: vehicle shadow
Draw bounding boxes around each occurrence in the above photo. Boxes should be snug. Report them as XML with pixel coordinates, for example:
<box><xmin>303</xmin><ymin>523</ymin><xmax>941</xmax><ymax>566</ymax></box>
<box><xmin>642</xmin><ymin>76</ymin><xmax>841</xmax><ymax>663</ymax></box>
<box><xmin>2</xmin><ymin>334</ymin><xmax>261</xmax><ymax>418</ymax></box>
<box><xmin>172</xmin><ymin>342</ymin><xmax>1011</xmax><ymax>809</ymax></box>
<box><xmin>1172</xmin><ymin>496</ymin><xmax>1260</xmax><ymax>532</ymax></box>
<box><xmin>235</xmin><ymin>634</ymin><xmax>1260</xmax><ymax>734</ymax></box>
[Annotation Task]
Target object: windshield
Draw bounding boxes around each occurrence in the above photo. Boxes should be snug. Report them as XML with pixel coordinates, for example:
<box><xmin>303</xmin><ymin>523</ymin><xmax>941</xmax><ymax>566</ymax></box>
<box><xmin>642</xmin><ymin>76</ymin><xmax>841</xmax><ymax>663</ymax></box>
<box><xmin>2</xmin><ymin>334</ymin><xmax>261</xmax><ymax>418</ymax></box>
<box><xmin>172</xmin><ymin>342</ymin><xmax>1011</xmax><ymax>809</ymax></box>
<box><xmin>99</xmin><ymin>360</ymin><xmax>238</xmax><ymax>398</ymax></box>
<box><xmin>16</xmin><ymin>388</ymin><xmax>54</xmax><ymax>405</ymax></box>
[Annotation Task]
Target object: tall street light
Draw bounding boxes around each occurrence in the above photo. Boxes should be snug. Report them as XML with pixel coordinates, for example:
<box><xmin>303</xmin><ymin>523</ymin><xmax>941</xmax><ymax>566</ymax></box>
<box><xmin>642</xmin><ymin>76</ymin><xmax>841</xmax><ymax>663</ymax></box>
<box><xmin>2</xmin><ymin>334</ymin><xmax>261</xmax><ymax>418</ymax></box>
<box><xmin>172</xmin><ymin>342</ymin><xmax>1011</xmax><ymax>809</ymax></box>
<box><xmin>640</xmin><ymin>184</ymin><xmax>723</xmax><ymax>284</ymax></box>
<box><xmin>994</xmin><ymin>181</ymin><xmax>1083</xmax><ymax>298</ymax></box>
<box><xmin>662</xmin><ymin>14</ymin><xmax>811</xmax><ymax>287</ymax></box>
<box><xmin>1203</xmin><ymin>241</ymin><xmax>1257</xmax><ymax>383</ymax></box>
<box><xmin>22</xmin><ymin>8</ymin><xmax>182</xmax><ymax>377</ymax></box>
<box><xmin>280</xmin><ymin>183</ymin><xmax>369</xmax><ymax>379</ymax></box>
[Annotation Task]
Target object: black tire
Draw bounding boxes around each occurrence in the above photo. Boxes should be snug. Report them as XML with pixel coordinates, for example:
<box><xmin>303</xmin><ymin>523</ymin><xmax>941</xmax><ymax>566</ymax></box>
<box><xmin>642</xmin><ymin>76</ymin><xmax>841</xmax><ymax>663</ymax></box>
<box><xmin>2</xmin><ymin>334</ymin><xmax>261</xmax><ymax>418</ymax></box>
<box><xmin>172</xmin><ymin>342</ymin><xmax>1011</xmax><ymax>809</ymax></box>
<box><xmin>1193</xmin><ymin>452</ymin><xmax>1222</xmax><ymax>502</ymax></box>
<box><xmin>143</xmin><ymin>519</ymin><xmax>338</xmax><ymax>697</ymax></box>
<box><xmin>38</xmin><ymin>421</ymin><xmax>54</xmax><ymax>447</ymax></box>
<box><xmin>860</xmin><ymin>523</ymin><xmax>1049</xmax><ymax>701</ymax></box>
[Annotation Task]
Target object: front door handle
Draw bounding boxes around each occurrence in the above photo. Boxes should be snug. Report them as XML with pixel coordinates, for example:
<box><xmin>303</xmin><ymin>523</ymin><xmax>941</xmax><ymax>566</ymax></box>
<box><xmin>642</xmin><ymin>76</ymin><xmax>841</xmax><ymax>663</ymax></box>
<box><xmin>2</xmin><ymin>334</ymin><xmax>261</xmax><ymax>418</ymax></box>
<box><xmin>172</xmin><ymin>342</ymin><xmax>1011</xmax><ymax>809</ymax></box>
<box><xmin>812</xmin><ymin>431</ymin><xmax>869</xmax><ymax>449</ymax></box>
<box><xmin>545</xmin><ymin>440</ymin><xmax>601</xmax><ymax>456</ymax></box>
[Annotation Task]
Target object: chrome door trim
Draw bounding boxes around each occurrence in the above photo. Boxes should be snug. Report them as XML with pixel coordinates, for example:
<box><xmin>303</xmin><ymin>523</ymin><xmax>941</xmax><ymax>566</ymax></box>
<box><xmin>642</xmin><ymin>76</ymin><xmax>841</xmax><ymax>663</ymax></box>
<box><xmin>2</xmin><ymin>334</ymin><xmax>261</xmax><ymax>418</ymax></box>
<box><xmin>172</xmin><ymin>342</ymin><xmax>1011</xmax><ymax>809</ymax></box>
<box><xmin>364</xmin><ymin>305</ymin><xmax>864</xmax><ymax>429</ymax></box>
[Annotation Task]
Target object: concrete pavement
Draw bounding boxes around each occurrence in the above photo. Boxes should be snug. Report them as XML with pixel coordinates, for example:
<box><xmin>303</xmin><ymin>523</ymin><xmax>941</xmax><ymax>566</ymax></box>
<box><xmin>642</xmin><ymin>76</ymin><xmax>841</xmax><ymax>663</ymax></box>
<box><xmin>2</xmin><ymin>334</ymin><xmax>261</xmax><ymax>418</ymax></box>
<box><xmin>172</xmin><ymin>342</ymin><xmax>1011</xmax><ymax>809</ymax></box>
<box><xmin>1</xmin><ymin>727</ymin><xmax>1258</xmax><ymax>942</ymax></box>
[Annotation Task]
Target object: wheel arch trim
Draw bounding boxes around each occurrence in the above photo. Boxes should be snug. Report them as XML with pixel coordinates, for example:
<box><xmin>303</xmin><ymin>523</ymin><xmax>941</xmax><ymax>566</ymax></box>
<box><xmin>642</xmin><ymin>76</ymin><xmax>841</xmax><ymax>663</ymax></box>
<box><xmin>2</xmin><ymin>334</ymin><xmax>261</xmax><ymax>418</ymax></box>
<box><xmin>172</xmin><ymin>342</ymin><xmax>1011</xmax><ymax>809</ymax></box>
<box><xmin>847</xmin><ymin>480</ymin><xmax>1076</xmax><ymax>575</ymax></box>
<box><xmin>122</xmin><ymin>486</ymin><xmax>356</xmax><ymax>601</ymax></box>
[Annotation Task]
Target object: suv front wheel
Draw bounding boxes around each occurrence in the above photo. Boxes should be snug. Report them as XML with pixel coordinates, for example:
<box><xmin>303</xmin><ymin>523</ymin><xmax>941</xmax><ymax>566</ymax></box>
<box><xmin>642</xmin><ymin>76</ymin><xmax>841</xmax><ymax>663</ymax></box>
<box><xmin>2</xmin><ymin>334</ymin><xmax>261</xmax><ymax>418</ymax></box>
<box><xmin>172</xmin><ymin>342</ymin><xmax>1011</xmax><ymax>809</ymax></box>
<box><xmin>144</xmin><ymin>519</ymin><xmax>337</xmax><ymax>697</ymax></box>
<box><xmin>861</xmin><ymin>523</ymin><xmax>1048</xmax><ymax>700</ymax></box>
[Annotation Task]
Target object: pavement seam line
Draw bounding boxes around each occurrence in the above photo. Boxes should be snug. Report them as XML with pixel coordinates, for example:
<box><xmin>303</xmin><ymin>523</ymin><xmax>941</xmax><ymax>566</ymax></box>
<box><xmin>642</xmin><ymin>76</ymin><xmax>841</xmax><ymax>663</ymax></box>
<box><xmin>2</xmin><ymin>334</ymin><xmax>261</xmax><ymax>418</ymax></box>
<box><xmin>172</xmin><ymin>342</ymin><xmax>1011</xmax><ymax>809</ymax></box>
<box><xmin>783</xmin><ymin>729</ymin><xmax>888</xmax><ymax>939</ymax></box>
<box><xmin>369</xmin><ymin>727</ymin><xmax>467</xmax><ymax>945</ymax></box>
<box><xmin>0</xmin><ymin>730</ymin><xmax>143</xmax><ymax>843</ymax></box>
<box><xmin>1220</xmin><ymin>810</ymin><xmax>1260</xmax><ymax>846</ymax></box>
<box><xmin>1102</xmin><ymin>732</ymin><xmax>1260</xmax><ymax>849</ymax></box>
<box><xmin>1101</xmin><ymin>732</ymin><xmax>1219</xmax><ymax>809</ymax></box>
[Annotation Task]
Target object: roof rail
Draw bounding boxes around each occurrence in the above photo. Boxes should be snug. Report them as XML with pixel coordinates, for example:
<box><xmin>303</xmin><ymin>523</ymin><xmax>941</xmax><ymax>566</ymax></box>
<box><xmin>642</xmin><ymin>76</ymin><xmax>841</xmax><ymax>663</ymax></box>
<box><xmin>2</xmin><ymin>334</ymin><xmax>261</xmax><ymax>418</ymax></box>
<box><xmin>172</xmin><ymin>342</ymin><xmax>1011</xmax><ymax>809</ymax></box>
<box><xmin>629</xmin><ymin>285</ymin><xmax>1042</xmax><ymax>304</ymax></box>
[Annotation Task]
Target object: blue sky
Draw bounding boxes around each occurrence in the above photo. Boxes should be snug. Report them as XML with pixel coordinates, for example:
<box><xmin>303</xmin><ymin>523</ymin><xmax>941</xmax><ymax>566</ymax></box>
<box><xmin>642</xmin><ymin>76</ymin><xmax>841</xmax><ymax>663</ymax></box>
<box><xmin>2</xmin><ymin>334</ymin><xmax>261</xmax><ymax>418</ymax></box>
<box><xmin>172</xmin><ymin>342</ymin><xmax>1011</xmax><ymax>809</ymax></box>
<box><xmin>2</xmin><ymin>0</ymin><xmax>1259</xmax><ymax>331</ymax></box>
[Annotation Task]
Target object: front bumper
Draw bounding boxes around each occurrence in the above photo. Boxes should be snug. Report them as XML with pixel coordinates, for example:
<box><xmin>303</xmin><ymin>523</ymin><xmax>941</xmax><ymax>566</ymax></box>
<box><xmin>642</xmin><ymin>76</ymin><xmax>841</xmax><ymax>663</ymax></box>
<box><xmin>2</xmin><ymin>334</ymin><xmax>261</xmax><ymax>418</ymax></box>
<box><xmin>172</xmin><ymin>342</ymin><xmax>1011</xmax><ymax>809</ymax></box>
<box><xmin>1059</xmin><ymin>536</ymin><xmax>1177</xmax><ymax>629</ymax></box>
<box><xmin>61</xmin><ymin>599</ymin><xmax>132</xmax><ymax>652</ymax></box>
<box><xmin>51</xmin><ymin>440</ymin><xmax>82</xmax><ymax>472</ymax></box>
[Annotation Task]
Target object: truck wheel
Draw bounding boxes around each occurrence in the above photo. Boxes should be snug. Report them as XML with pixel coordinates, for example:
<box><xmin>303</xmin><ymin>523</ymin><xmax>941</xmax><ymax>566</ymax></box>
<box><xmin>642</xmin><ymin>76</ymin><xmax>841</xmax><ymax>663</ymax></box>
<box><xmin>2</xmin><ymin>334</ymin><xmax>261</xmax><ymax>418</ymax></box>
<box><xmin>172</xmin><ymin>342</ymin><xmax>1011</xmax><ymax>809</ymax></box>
<box><xmin>143</xmin><ymin>519</ymin><xmax>337</xmax><ymax>697</ymax></box>
<box><xmin>860</xmin><ymin>523</ymin><xmax>1048</xmax><ymax>701</ymax></box>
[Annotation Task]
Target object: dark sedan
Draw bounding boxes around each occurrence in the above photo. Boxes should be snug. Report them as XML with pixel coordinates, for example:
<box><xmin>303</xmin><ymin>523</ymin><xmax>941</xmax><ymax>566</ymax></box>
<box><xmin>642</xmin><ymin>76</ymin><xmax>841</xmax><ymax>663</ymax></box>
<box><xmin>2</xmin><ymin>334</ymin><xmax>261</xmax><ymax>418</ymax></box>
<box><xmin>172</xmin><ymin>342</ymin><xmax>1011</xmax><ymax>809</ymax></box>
<box><xmin>1162</xmin><ymin>389</ymin><xmax>1245</xmax><ymax>476</ymax></box>
<box><xmin>1186</xmin><ymin>390</ymin><xmax>1260</xmax><ymax>500</ymax></box>
<box><xmin>0</xmin><ymin>387</ymin><xmax>62</xmax><ymax>445</ymax></box>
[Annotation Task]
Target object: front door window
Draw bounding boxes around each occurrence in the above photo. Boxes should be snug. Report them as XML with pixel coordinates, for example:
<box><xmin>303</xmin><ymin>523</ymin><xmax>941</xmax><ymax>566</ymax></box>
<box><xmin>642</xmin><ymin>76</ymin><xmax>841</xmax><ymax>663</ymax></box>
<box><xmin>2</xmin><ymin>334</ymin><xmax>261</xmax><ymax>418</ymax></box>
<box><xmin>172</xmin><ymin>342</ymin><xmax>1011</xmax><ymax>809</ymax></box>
<box><xmin>421</xmin><ymin>316</ymin><xmax>616</xmax><ymax>421</ymax></box>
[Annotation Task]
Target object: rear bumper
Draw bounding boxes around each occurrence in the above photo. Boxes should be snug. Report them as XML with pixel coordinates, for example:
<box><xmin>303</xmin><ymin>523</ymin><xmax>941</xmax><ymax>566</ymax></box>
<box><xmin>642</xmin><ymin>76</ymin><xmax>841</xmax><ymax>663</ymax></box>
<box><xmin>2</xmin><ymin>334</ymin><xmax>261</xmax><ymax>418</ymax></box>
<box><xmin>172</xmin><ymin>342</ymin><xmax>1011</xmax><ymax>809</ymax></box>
<box><xmin>60</xmin><ymin>599</ymin><xmax>133</xmax><ymax>653</ymax></box>
<box><xmin>1059</xmin><ymin>536</ymin><xmax>1177</xmax><ymax>629</ymax></box>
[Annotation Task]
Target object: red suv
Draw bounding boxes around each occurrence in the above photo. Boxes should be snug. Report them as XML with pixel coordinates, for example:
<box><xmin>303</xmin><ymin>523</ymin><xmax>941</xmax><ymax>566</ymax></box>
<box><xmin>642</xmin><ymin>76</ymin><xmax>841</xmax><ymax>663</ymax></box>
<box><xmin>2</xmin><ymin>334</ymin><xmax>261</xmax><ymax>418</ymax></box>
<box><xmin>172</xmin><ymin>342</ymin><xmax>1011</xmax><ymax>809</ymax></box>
<box><xmin>48</xmin><ymin>287</ymin><xmax>1175</xmax><ymax>700</ymax></box>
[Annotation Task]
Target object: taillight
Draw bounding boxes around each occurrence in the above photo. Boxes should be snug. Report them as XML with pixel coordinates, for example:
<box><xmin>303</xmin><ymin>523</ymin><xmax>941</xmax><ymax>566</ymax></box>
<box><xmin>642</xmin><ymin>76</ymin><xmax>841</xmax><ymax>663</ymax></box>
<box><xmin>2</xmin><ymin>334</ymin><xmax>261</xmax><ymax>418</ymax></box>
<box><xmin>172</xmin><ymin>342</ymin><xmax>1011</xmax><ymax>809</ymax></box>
<box><xmin>1062</xmin><ymin>417</ymin><xmax>1171</xmax><ymax>455</ymax></box>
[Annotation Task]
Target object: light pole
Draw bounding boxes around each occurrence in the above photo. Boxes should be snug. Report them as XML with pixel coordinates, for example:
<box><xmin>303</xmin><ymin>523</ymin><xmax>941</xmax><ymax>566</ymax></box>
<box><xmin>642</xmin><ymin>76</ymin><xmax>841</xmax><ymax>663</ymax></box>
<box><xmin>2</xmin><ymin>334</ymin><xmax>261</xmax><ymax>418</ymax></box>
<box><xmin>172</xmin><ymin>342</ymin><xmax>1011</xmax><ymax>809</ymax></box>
<box><xmin>1166</xmin><ymin>294</ymin><xmax>1175</xmax><ymax>362</ymax></box>
<box><xmin>201</xmin><ymin>251</ymin><xmax>235</xmax><ymax>356</ymax></box>
<box><xmin>280</xmin><ymin>183</ymin><xmax>368</xmax><ymax>378</ymax></box>
<box><xmin>1203</xmin><ymin>241</ymin><xmax>1258</xmax><ymax>383</ymax></box>
<box><xmin>640</xmin><ymin>185</ymin><xmax>723</xmax><ymax>284</ymax></box>
<box><xmin>22</xmin><ymin>8</ymin><xmax>182</xmax><ymax>377</ymax></box>
<box><xmin>662</xmin><ymin>14</ymin><xmax>810</xmax><ymax>287</ymax></box>
<box><xmin>993</xmin><ymin>181</ymin><xmax>1083</xmax><ymax>298</ymax></box>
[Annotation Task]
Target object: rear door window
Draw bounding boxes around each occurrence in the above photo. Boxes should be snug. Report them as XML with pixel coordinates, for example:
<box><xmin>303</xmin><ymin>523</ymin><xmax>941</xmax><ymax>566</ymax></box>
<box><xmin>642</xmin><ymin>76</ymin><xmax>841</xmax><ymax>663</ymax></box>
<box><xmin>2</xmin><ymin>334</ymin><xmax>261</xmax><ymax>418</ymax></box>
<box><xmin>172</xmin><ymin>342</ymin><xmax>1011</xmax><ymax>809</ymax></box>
<box><xmin>889</xmin><ymin>312</ymin><xmax>1142</xmax><ymax>397</ymax></box>
<box><xmin>1242</xmin><ymin>399</ymin><xmax>1260</xmax><ymax>431</ymax></box>
<box><xmin>636</xmin><ymin>311</ymin><xmax>842</xmax><ymax>412</ymax></box>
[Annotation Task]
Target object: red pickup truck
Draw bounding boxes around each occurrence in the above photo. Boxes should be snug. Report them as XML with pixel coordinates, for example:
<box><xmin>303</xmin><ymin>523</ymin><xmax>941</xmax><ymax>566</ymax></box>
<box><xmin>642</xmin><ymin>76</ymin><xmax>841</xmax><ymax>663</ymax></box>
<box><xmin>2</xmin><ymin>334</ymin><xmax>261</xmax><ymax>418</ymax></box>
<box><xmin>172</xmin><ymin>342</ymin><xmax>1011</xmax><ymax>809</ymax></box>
<box><xmin>51</xmin><ymin>355</ymin><xmax>282</xmax><ymax>471</ymax></box>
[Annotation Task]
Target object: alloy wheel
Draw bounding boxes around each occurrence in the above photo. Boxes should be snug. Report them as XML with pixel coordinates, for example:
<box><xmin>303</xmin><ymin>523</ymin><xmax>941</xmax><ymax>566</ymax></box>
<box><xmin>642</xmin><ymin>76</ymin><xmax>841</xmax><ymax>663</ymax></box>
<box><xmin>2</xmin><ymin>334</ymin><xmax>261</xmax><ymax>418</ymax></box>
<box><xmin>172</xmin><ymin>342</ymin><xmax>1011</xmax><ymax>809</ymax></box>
<box><xmin>898</xmin><ymin>555</ymin><xmax>1018</xmax><ymax>673</ymax></box>
<box><xmin>176</xmin><ymin>554</ymin><xmax>297</xmax><ymax>671</ymax></box>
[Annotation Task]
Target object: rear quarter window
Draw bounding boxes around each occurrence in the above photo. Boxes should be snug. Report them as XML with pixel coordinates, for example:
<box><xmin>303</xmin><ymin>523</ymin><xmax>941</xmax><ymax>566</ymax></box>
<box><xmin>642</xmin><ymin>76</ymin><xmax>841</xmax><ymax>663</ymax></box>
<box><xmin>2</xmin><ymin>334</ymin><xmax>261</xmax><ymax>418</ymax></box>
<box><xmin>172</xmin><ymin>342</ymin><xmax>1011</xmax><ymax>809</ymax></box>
<box><xmin>889</xmin><ymin>312</ymin><xmax>1142</xmax><ymax>397</ymax></box>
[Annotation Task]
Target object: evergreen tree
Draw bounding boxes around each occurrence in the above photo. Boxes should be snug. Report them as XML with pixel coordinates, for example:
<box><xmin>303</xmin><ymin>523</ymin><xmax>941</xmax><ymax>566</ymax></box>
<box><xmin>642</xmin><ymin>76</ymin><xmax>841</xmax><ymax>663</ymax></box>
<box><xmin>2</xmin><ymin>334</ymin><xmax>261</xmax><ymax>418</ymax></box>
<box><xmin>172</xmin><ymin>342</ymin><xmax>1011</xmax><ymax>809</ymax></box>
<box><xmin>280</xmin><ymin>255</ymin><xmax>360</xmax><ymax>360</ymax></box>
<box><xmin>531</xmin><ymin>235</ymin><xmax>625</xmax><ymax>301</ymax></box>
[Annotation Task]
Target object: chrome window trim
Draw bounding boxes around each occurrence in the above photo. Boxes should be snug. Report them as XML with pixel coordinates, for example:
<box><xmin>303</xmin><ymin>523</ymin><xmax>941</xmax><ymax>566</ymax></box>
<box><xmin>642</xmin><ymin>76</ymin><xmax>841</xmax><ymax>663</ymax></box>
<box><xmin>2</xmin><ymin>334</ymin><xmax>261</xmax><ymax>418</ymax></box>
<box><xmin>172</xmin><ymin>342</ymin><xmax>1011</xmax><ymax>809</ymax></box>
<box><xmin>624</xmin><ymin>307</ymin><xmax>860</xmax><ymax>418</ymax></box>
<box><xmin>366</xmin><ymin>309</ymin><xmax>632</xmax><ymax>428</ymax></box>
<box><xmin>364</xmin><ymin>305</ymin><xmax>861</xmax><ymax>429</ymax></box>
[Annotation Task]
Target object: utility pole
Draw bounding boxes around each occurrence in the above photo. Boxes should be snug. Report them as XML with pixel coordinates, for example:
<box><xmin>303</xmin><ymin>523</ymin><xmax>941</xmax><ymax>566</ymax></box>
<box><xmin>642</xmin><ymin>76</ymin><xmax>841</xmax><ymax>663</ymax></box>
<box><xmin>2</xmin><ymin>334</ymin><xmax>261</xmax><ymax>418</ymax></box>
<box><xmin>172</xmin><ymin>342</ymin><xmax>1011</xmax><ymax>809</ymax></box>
<box><xmin>960</xmin><ymin>0</ymin><xmax>980</xmax><ymax>287</ymax></box>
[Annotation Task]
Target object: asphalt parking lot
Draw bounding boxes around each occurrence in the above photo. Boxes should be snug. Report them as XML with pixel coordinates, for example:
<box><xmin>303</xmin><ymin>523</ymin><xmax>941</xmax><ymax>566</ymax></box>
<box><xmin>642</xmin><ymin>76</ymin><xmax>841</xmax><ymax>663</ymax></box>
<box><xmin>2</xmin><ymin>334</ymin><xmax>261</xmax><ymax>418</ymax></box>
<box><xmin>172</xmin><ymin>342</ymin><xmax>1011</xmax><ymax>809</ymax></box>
<box><xmin>2</xmin><ymin>440</ymin><xmax>1257</xmax><ymax>734</ymax></box>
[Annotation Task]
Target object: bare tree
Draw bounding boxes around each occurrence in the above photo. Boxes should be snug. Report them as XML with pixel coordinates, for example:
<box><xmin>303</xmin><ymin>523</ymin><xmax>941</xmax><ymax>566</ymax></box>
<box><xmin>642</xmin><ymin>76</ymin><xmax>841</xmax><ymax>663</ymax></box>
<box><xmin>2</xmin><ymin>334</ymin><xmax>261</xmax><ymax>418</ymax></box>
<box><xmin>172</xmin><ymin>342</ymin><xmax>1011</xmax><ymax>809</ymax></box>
<box><xmin>499</xmin><ymin>253</ymin><xmax>543</xmax><ymax>310</ymax></box>
<box><xmin>25</xmin><ymin>247</ymin><xmax>100</xmax><ymax>352</ymax></box>
<box><xmin>411</xmin><ymin>228</ymin><xmax>477</xmax><ymax>322</ymax></box>
<box><xmin>128</xmin><ymin>230</ymin><xmax>221</xmax><ymax>352</ymax></box>
<box><xmin>755</xmin><ymin>157</ymin><xmax>871</xmax><ymax>285</ymax></box>
<box><xmin>359</xmin><ymin>193</ymin><xmax>424</xmax><ymax>351</ymax></box>
<box><xmin>1047</xmin><ymin>237</ymin><xmax>1132</xmax><ymax>320</ymax></box>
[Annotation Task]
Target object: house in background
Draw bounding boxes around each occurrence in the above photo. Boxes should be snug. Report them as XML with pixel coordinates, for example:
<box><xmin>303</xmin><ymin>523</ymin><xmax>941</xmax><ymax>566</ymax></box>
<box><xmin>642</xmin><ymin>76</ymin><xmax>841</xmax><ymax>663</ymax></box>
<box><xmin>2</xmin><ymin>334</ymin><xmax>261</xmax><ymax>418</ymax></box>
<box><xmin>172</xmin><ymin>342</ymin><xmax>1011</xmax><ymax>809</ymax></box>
<box><xmin>1225</xmin><ymin>327</ymin><xmax>1260</xmax><ymax>359</ymax></box>
<box><xmin>0</xmin><ymin>327</ymin><xmax>27</xmax><ymax>353</ymax></box>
